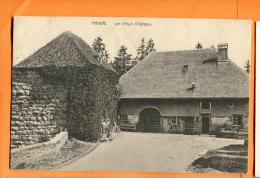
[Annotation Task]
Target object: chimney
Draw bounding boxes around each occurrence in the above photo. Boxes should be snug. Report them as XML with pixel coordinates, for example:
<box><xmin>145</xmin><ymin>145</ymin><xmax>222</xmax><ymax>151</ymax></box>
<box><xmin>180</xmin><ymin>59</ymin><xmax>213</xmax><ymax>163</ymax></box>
<box><xmin>191</xmin><ymin>82</ymin><xmax>196</xmax><ymax>93</ymax></box>
<box><xmin>217</xmin><ymin>43</ymin><xmax>228</xmax><ymax>62</ymax></box>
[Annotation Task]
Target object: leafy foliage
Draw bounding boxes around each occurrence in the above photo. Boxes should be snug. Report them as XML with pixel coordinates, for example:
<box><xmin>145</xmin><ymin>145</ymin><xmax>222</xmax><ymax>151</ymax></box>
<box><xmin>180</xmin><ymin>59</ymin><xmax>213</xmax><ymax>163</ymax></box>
<box><xmin>110</xmin><ymin>38</ymin><xmax>156</xmax><ymax>76</ymax></box>
<box><xmin>145</xmin><ymin>38</ymin><xmax>156</xmax><ymax>56</ymax></box>
<box><xmin>244</xmin><ymin>60</ymin><xmax>250</xmax><ymax>74</ymax></box>
<box><xmin>196</xmin><ymin>42</ymin><xmax>203</xmax><ymax>49</ymax></box>
<box><xmin>92</xmin><ymin>37</ymin><xmax>109</xmax><ymax>64</ymax></box>
<box><xmin>112</xmin><ymin>45</ymin><xmax>132</xmax><ymax>76</ymax></box>
<box><xmin>41</xmin><ymin>65</ymin><xmax>119</xmax><ymax>142</ymax></box>
<box><xmin>136</xmin><ymin>38</ymin><xmax>146</xmax><ymax>62</ymax></box>
<box><xmin>136</xmin><ymin>38</ymin><xmax>156</xmax><ymax>62</ymax></box>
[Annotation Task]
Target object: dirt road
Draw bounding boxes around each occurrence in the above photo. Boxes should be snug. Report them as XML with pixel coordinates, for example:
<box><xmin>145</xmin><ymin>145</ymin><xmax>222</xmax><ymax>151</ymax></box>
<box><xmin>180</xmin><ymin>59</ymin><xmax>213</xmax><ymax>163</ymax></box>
<box><xmin>60</xmin><ymin>132</ymin><xmax>243</xmax><ymax>172</ymax></box>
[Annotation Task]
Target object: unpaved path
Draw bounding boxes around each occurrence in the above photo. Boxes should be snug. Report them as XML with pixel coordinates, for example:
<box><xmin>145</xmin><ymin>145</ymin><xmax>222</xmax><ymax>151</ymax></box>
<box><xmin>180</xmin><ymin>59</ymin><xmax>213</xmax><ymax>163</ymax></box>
<box><xmin>60</xmin><ymin>132</ymin><xmax>243</xmax><ymax>172</ymax></box>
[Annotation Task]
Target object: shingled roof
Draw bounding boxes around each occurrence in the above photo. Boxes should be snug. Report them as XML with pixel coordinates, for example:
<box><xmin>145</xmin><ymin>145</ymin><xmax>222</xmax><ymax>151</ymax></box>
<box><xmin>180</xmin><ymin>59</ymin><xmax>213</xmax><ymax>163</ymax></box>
<box><xmin>119</xmin><ymin>49</ymin><xmax>249</xmax><ymax>99</ymax></box>
<box><xmin>15</xmin><ymin>31</ymin><xmax>115</xmax><ymax>72</ymax></box>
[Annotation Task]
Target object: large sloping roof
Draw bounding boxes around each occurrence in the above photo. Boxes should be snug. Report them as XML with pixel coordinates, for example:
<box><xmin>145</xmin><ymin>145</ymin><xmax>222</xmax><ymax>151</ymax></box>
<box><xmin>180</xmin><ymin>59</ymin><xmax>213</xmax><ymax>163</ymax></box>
<box><xmin>119</xmin><ymin>49</ymin><xmax>249</xmax><ymax>99</ymax></box>
<box><xmin>15</xmin><ymin>31</ymin><xmax>115</xmax><ymax>72</ymax></box>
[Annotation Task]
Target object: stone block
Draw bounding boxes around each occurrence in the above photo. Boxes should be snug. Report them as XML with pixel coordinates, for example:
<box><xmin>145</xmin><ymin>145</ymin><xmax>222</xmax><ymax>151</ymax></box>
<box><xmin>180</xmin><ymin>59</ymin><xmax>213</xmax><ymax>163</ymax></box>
<box><xmin>16</xmin><ymin>100</ymin><xmax>25</xmax><ymax>105</ymax></box>
<box><xmin>17</xmin><ymin>89</ymin><xmax>25</xmax><ymax>96</ymax></box>
<box><xmin>15</xmin><ymin>130</ymin><xmax>24</xmax><ymax>135</ymax></box>
<box><xmin>36</xmin><ymin>116</ymin><xmax>42</xmax><ymax>121</ymax></box>
<box><xmin>12</xmin><ymin>115</ymin><xmax>19</xmax><ymax>121</ymax></box>
<box><xmin>25</xmin><ymin>90</ymin><xmax>30</xmax><ymax>95</ymax></box>
<box><xmin>11</xmin><ymin>135</ymin><xmax>20</xmax><ymax>140</ymax></box>
<box><xmin>12</xmin><ymin>90</ymin><xmax>17</xmax><ymax>96</ymax></box>
<box><xmin>17</xmin><ymin>96</ymin><xmax>27</xmax><ymax>100</ymax></box>
<box><xmin>33</xmin><ymin>111</ymin><xmax>40</xmax><ymax>115</ymax></box>
<box><xmin>31</xmin><ymin>117</ymin><xmax>37</xmax><ymax>121</ymax></box>
<box><xmin>33</xmin><ymin>121</ymin><xmax>41</xmax><ymax>126</ymax></box>
<box><xmin>50</xmin><ymin>128</ymin><xmax>58</xmax><ymax>134</ymax></box>
<box><xmin>12</xmin><ymin>127</ymin><xmax>19</xmax><ymax>131</ymax></box>
<box><xmin>30</xmin><ymin>116</ymin><xmax>36</xmax><ymax>121</ymax></box>
<box><xmin>19</xmin><ymin>126</ymin><xmax>26</xmax><ymax>130</ymax></box>
<box><xmin>42</xmin><ymin>116</ymin><xmax>48</xmax><ymax>121</ymax></box>
<box><xmin>36</xmin><ymin>129</ymin><xmax>45</xmax><ymax>134</ymax></box>
<box><xmin>12</xmin><ymin>121</ymin><xmax>21</xmax><ymax>126</ymax></box>
<box><xmin>26</xmin><ymin>121</ymin><xmax>34</xmax><ymax>125</ymax></box>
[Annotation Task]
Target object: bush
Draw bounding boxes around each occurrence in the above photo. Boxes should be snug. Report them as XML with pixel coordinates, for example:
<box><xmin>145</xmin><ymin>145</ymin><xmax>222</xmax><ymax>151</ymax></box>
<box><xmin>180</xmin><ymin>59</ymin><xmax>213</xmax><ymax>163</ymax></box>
<box><xmin>41</xmin><ymin>64</ymin><xmax>119</xmax><ymax>142</ymax></box>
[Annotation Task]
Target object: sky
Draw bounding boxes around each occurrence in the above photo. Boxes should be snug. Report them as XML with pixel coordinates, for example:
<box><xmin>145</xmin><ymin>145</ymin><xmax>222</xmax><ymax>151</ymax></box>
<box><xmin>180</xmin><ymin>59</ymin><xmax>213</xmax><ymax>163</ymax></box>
<box><xmin>13</xmin><ymin>16</ymin><xmax>251</xmax><ymax>68</ymax></box>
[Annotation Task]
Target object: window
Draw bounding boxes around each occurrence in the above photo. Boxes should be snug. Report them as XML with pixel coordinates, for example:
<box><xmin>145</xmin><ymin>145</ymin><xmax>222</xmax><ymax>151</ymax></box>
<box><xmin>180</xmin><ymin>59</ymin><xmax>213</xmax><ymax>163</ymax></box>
<box><xmin>200</xmin><ymin>101</ymin><xmax>211</xmax><ymax>109</ymax></box>
<box><xmin>182</xmin><ymin>65</ymin><xmax>189</xmax><ymax>72</ymax></box>
<box><xmin>168</xmin><ymin>116</ymin><xmax>177</xmax><ymax>125</ymax></box>
<box><xmin>232</xmin><ymin>114</ymin><xmax>243</xmax><ymax>127</ymax></box>
<box><xmin>227</xmin><ymin>101</ymin><xmax>234</xmax><ymax>108</ymax></box>
<box><xmin>195</xmin><ymin>116</ymin><xmax>200</xmax><ymax>123</ymax></box>
<box><xmin>120</xmin><ymin>114</ymin><xmax>128</xmax><ymax>125</ymax></box>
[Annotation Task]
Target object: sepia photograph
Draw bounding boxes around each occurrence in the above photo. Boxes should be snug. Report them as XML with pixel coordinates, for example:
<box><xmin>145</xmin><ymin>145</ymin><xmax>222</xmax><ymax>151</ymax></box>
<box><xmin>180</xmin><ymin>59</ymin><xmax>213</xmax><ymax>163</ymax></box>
<box><xmin>11</xmin><ymin>16</ymin><xmax>250</xmax><ymax>173</ymax></box>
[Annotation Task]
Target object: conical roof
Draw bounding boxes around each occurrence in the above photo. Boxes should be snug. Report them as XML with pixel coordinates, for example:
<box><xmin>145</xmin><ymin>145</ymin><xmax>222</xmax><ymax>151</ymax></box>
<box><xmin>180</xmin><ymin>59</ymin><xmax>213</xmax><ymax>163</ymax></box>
<box><xmin>16</xmin><ymin>32</ymin><xmax>101</xmax><ymax>68</ymax></box>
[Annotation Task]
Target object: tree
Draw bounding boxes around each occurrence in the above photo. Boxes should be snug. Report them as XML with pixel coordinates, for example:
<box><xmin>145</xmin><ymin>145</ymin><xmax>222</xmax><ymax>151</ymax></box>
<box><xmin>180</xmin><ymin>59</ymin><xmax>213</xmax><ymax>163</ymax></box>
<box><xmin>136</xmin><ymin>38</ymin><xmax>156</xmax><ymax>62</ymax></box>
<box><xmin>92</xmin><ymin>37</ymin><xmax>109</xmax><ymax>64</ymax></box>
<box><xmin>112</xmin><ymin>45</ymin><xmax>132</xmax><ymax>76</ymax></box>
<box><xmin>244</xmin><ymin>60</ymin><xmax>250</xmax><ymax>74</ymax></box>
<box><xmin>196</xmin><ymin>42</ymin><xmax>203</xmax><ymax>49</ymax></box>
<box><xmin>145</xmin><ymin>38</ymin><xmax>156</xmax><ymax>56</ymax></box>
<box><xmin>136</xmin><ymin>38</ymin><xmax>146</xmax><ymax>62</ymax></box>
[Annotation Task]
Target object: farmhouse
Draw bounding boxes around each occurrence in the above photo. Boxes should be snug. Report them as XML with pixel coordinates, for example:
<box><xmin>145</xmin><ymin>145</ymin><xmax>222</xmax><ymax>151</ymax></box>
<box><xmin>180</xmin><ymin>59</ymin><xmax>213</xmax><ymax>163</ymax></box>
<box><xmin>11</xmin><ymin>32</ymin><xmax>119</xmax><ymax>148</ymax></box>
<box><xmin>118</xmin><ymin>44</ymin><xmax>249</xmax><ymax>134</ymax></box>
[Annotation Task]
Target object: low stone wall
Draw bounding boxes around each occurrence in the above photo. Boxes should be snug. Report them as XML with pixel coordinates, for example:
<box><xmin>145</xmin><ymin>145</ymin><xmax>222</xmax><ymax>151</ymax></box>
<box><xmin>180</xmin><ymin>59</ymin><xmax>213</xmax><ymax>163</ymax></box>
<box><xmin>11</xmin><ymin>132</ymin><xmax>69</xmax><ymax>154</ymax></box>
<box><xmin>11</xmin><ymin>132</ymin><xmax>68</xmax><ymax>169</ymax></box>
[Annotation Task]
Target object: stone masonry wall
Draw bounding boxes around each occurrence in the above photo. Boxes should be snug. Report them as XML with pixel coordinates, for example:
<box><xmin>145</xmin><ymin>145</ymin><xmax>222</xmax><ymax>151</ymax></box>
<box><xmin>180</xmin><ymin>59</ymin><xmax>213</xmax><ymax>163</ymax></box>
<box><xmin>11</xmin><ymin>65</ymin><xmax>119</xmax><ymax>148</ymax></box>
<box><xmin>11</xmin><ymin>68</ymin><xmax>67</xmax><ymax>148</ymax></box>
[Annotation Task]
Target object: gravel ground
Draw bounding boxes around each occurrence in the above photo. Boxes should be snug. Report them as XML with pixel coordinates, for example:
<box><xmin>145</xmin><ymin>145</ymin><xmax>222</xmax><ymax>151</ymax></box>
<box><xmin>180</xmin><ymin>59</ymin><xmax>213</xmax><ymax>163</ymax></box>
<box><xmin>60</xmin><ymin>132</ymin><xmax>243</xmax><ymax>172</ymax></box>
<box><xmin>187</xmin><ymin>144</ymin><xmax>248</xmax><ymax>173</ymax></box>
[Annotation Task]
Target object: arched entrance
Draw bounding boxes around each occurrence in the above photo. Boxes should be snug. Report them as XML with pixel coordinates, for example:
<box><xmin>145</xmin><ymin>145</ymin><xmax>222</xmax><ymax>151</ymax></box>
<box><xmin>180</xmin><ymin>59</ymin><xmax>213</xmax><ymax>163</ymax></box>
<box><xmin>137</xmin><ymin>108</ymin><xmax>161</xmax><ymax>132</ymax></box>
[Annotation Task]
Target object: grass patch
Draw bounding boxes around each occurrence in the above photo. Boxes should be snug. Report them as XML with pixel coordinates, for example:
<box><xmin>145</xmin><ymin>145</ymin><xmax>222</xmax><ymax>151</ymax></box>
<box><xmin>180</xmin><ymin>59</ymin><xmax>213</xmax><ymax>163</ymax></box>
<box><xmin>11</xmin><ymin>139</ymin><xmax>98</xmax><ymax>170</ymax></box>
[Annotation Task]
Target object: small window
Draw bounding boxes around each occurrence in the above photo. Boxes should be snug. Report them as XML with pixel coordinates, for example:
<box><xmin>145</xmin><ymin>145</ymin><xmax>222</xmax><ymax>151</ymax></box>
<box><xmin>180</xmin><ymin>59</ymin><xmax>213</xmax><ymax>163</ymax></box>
<box><xmin>232</xmin><ymin>114</ymin><xmax>243</xmax><ymax>127</ymax></box>
<box><xmin>182</xmin><ymin>65</ymin><xmax>189</xmax><ymax>72</ymax></box>
<box><xmin>168</xmin><ymin>116</ymin><xmax>177</xmax><ymax>125</ymax></box>
<box><xmin>200</xmin><ymin>101</ymin><xmax>211</xmax><ymax>109</ymax></box>
<box><xmin>120</xmin><ymin>114</ymin><xmax>128</xmax><ymax>125</ymax></box>
<box><xmin>228</xmin><ymin>101</ymin><xmax>234</xmax><ymax>108</ymax></box>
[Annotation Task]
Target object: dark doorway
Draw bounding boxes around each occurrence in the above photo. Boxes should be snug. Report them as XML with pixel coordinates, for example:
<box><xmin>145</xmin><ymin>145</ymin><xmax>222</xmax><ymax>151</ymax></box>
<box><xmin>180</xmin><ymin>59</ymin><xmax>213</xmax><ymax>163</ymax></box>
<box><xmin>182</xmin><ymin>116</ymin><xmax>196</xmax><ymax>134</ymax></box>
<box><xmin>201</xmin><ymin>114</ymin><xmax>210</xmax><ymax>133</ymax></box>
<box><xmin>137</xmin><ymin>108</ymin><xmax>161</xmax><ymax>132</ymax></box>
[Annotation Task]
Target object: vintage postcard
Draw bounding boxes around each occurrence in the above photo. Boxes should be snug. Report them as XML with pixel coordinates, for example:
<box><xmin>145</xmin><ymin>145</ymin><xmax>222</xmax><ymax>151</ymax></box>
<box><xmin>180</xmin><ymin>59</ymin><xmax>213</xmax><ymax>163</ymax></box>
<box><xmin>11</xmin><ymin>16</ymin><xmax>251</xmax><ymax>173</ymax></box>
